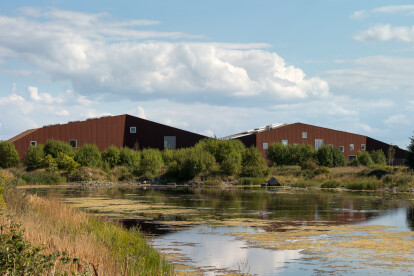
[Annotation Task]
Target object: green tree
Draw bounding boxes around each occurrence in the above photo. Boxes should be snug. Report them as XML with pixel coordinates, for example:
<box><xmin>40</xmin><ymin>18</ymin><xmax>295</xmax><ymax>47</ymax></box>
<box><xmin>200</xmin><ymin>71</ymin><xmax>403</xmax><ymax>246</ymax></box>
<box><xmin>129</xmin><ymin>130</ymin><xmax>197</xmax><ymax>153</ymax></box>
<box><xmin>75</xmin><ymin>144</ymin><xmax>101</xmax><ymax>168</ymax></box>
<box><xmin>43</xmin><ymin>140</ymin><xmax>74</xmax><ymax>158</ymax></box>
<box><xmin>196</xmin><ymin>138</ymin><xmax>245</xmax><ymax>164</ymax></box>
<box><xmin>119</xmin><ymin>147</ymin><xmax>140</xmax><ymax>167</ymax></box>
<box><xmin>221</xmin><ymin>151</ymin><xmax>242</xmax><ymax>176</ymax></box>
<box><xmin>267</xmin><ymin>143</ymin><xmax>289</xmax><ymax>166</ymax></box>
<box><xmin>387</xmin><ymin>145</ymin><xmax>395</xmax><ymax>166</ymax></box>
<box><xmin>370</xmin><ymin>150</ymin><xmax>387</xmax><ymax>166</ymax></box>
<box><xmin>24</xmin><ymin>145</ymin><xmax>45</xmax><ymax>170</ymax></box>
<box><xmin>167</xmin><ymin>148</ymin><xmax>215</xmax><ymax>180</ymax></box>
<box><xmin>407</xmin><ymin>134</ymin><xmax>414</xmax><ymax>169</ymax></box>
<box><xmin>241</xmin><ymin>147</ymin><xmax>269</xmax><ymax>177</ymax></box>
<box><xmin>357</xmin><ymin>151</ymin><xmax>373</xmax><ymax>166</ymax></box>
<box><xmin>101</xmin><ymin>146</ymin><xmax>120</xmax><ymax>168</ymax></box>
<box><xmin>56</xmin><ymin>152</ymin><xmax>80</xmax><ymax>174</ymax></box>
<box><xmin>140</xmin><ymin>149</ymin><xmax>164</xmax><ymax>179</ymax></box>
<box><xmin>332</xmin><ymin>147</ymin><xmax>346</xmax><ymax>167</ymax></box>
<box><xmin>0</xmin><ymin>141</ymin><xmax>19</xmax><ymax>168</ymax></box>
<box><xmin>316</xmin><ymin>146</ymin><xmax>334</xmax><ymax>167</ymax></box>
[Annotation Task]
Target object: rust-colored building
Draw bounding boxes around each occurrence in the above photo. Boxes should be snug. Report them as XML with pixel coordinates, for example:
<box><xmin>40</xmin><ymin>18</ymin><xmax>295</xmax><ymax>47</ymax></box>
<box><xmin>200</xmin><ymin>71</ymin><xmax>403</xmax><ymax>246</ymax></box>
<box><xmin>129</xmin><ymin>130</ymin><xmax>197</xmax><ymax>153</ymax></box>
<box><xmin>223</xmin><ymin>122</ymin><xmax>407</xmax><ymax>164</ymax></box>
<box><xmin>8</xmin><ymin>114</ymin><xmax>206</xmax><ymax>159</ymax></box>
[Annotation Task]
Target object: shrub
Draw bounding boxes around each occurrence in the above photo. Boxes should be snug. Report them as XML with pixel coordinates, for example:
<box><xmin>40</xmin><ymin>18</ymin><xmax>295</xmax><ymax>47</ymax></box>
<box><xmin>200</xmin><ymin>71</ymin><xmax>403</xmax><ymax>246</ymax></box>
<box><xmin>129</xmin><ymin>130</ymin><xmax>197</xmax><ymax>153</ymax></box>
<box><xmin>316</xmin><ymin>146</ymin><xmax>346</xmax><ymax>168</ymax></box>
<box><xmin>101</xmin><ymin>146</ymin><xmax>120</xmax><ymax>168</ymax></box>
<box><xmin>267</xmin><ymin>143</ymin><xmax>289</xmax><ymax>166</ymax></box>
<box><xmin>119</xmin><ymin>147</ymin><xmax>140</xmax><ymax>167</ymax></box>
<box><xmin>221</xmin><ymin>151</ymin><xmax>242</xmax><ymax>176</ymax></box>
<box><xmin>292</xmin><ymin>180</ymin><xmax>320</xmax><ymax>188</ymax></box>
<box><xmin>348</xmin><ymin>159</ymin><xmax>360</xmax><ymax>167</ymax></box>
<box><xmin>241</xmin><ymin>147</ymin><xmax>269</xmax><ymax>177</ymax></box>
<box><xmin>43</xmin><ymin>154</ymin><xmax>58</xmax><ymax>172</ymax></box>
<box><xmin>301</xmin><ymin>160</ymin><xmax>318</xmax><ymax>171</ymax></box>
<box><xmin>268</xmin><ymin>143</ymin><xmax>316</xmax><ymax>166</ymax></box>
<box><xmin>43</xmin><ymin>139</ymin><xmax>74</xmax><ymax>158</ymax></box>
<box><xmin>162</xmin><ymin>148</ymin><xmax>176</xmax><ymax>165</ymax></box>
<box><xmin>332</xmin><ymin>147</ymin><xmax>346</xmax><ymax>167</ymax></box>
<box><xmin>167</xmin><ymin>148</ymin><xmax>215</xmax><ymax>180</ymax></box>
<box><xmin>0</xmin><ymin>141</ymin><xmax>19</xmax><ymax>168</ymax></box>
<box><xmin>237</xmin><ymin>177</ymin><xmax>266</xmax><ymax>185</ymax></box>
<box><xmin>370</xmin><ymin>150</ymin><xmax>387</xmax><ymax>166</ymax></box>
<box><xmin>357</xmin><ymin>151</ymin><xmax>373</xmax><ymax>166</ymax></box>
<box><xmin>56</xmin><ymin>152</ymin><xmax>80</xmax><ymax>174</ymax></box>
<box><xmin>139</xmin><ymin>149</ymin><xmax>164</xmax><ymax>179</ymax></box>
<box><xmin>196</xmin><ymin>139</ymin><xmax>245</xmax><ymax>164</ymax></box>
<box><xmin>75</xmin><ymin>144</ymin><xmax>101</xmax><ymax>168</ymax></box>
<box><xmin>23</xmin><ymin>145</ymin><xmax>45</xmax><ymax>170</ymax></box>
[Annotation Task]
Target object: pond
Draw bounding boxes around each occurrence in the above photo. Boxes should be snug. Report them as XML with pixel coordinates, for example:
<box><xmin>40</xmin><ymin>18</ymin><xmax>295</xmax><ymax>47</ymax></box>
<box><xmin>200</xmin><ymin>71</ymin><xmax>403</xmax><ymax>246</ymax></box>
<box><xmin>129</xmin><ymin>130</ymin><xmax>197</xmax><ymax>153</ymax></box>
<box><xmin>25</xmin><ymin>185</ymin><xmax>414</xmax><ymax>275</ymax></box>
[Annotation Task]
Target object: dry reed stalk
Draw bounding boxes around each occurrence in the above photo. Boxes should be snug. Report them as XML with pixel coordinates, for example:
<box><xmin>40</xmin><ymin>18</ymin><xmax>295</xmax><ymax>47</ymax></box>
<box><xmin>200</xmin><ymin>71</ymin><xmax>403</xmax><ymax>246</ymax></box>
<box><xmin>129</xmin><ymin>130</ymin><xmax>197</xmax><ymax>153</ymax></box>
<box><xmin>4</xmin><ymin>194</ymin><xmax>123</xmax><ymax>275</ymax></box>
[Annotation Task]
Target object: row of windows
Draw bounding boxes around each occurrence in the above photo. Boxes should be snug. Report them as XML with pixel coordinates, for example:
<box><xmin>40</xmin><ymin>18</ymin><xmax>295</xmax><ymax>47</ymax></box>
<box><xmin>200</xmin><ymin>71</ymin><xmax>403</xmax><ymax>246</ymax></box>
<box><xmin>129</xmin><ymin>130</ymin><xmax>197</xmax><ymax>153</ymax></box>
<box><xmin>263</xmin><ymin>140</ymin><xmax>366</xmax><ymax>152</ymax></box>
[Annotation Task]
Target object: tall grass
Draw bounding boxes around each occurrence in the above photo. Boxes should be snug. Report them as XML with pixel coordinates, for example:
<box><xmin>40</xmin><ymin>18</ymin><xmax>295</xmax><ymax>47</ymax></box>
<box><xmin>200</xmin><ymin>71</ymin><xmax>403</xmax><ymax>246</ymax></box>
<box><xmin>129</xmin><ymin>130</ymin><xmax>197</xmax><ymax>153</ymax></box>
<box><xmin>3</xmin><ymin>189</ymin><xmax>173</xmax><ymax>275</ymax></box>
<box><xmin>12</xmin><ymin>170</ymin><xmax>66</xmax><ymax>185</ymax></box>
<box><xmin>345</xmin><ymin>179</ymin><xmax>382</xmax><ymax>190</ymax></box>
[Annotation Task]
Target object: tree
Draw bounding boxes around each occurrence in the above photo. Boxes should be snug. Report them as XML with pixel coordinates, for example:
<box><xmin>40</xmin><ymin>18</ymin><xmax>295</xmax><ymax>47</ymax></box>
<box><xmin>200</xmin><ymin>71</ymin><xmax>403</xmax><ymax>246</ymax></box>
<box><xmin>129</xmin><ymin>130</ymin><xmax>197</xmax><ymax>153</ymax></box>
<box><xmin>0</xmin><ymin>141</ymin><xmax>19</xmax><ymax>168</ymax></box>
<box><xmin>101</xmin><ymin>146</ymin><xmax>120</xmax><ymax>168</ymax></box>
<box><xmin>370</xmin><ymin>150</ymin><xmax>386</xmax><ymax>166</ymax></box>
<box><xmin>241</xmin><ymin>147</ymin><xmax>269</xmax><ymax>177</ymax></box>
<box><xmin>24</xmin><ymin>145</ymin><xmax>45</xmax><ymax>170</ymax></box>
<box><xmin>387</xmin><ymin>145</ymin><xmax>395</xmax><ymax>166</ymax></box>
<box><xmin>357</xmin><ymin>151</ymin><xmax>373</xmax><ymax>166</ymax></box>
<box><xmin>43</xmin><ymin>140</ymin><xmax>74</xmax><ymax>158</ymax></box>
<box><xmin>407</xmin><ymin>134</ymin><xmax>414</xmax><ymax>169</ymax></box>
<box><xmin>75</xmin><ymin>144</ymin><xmax>102</xmax><ymax>168</ymax></box>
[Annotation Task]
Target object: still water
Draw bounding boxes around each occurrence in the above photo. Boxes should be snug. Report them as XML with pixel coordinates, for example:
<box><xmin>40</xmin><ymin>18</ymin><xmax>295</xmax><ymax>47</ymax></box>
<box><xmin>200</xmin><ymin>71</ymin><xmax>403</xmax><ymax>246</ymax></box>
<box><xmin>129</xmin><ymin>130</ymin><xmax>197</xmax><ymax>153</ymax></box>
<box><xmin>26</xmin><ymin>186</ymin><xmax>414</xmax><ymax>275</ymax></box>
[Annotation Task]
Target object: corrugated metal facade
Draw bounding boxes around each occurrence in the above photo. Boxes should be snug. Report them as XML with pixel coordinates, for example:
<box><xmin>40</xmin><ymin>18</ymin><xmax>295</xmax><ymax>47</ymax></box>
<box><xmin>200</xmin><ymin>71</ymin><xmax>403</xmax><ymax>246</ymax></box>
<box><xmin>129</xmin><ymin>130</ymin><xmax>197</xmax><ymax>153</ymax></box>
<box><xmin>9</xmin><ymin>114</ymin><xmax>206</xmax><ymax>159</ymax></box>
<box><xmin>234</xmin><ymin>123</ymin><xmax>407</xmax><ymax>163</ymax></box>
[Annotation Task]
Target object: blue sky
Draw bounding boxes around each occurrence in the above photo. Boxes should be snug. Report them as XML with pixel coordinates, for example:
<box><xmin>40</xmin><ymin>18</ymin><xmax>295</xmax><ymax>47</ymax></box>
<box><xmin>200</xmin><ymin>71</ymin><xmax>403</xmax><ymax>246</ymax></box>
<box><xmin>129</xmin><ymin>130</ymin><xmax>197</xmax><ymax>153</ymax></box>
<box><xmin>1</xmin><ymin>1</ymin><xmax>413</xmax><ymax>148</ymax></box>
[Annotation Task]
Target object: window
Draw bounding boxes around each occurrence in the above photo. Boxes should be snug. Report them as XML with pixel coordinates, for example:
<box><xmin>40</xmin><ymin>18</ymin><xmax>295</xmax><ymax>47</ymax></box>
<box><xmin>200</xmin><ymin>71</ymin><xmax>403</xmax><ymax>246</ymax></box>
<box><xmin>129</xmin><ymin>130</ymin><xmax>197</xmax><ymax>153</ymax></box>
<box><xmin>164</xmin><ymin>136</ymin><xmax>176</xmax><ymax>149</ymax></box>
<box><xmin>263</xmin><ymin>142</ymin><xmax>268</xmax><ymax>150</ymax></box>
<box><xmin>69</xmin><ymin>140</ymin><xmax>77</xmax><ymax>149</ymax></box>
<box><xmin>315</xmin><ymin>139</ymin><xmax>323</xmax><ymax>150</ymax></box>
<box><xmin>302</xmin><ymin>132</ymin><xmax>307</xmax><ymax>139</ymax></box>
<box><xmin>30</xmin><ymin>141</ymin><xmax>37</xmax><ymax>147</ymax></box>
<box><xmin>348</xmin><ymin>155</ymin><xmax>357</xmax><ymax>161</ymax></box>
<box><xmin>350</xmin><ymin>144</ymin><xmax>354</xmax><ymax>151</ymax></box>
<box><xmin>130</xmin><ymin>126</ymin><xmax>136</xmax><ymax>133</ymax></box>
<box><xmin>282</xmin><ymin>140</ymin><xmax>288</xmax><ymax>146</ymax></box>
<box><xmin>340</xmin><ymin>146</ymin><xmax>344</xmax><ymax>152</ymax></box>
<box><xmin>361</xmin><ymin>144</ymin><xmax>366</xmax><ymax>151</ymax></box>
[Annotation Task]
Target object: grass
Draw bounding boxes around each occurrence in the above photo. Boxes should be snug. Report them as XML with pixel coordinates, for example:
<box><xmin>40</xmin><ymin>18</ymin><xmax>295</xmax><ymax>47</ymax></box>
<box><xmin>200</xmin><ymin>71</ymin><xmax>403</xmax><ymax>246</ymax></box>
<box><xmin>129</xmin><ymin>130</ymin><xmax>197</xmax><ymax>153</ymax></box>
<box><xmin>3</xmin><ymin>188</ymin><xmax>173</xmax><ymax>275</ymax></box>
<box><xmin>345</xmin><ymin>179</ymin><xmax>382</xmax><ymax>191</ymax></box>
<box><xmin>12</xmin><ymin>169</ymin><xmax>66</xmax><ymax>185</ymax></box>
<box><xmin>321</xmin><ymin>180</ymin><xmax>341</xmax><ymax>189</ymax></box>
<box><xmin>238</xmin><ymin>177</ymin><xmax>267</xmax><ymax>185</ymax></box>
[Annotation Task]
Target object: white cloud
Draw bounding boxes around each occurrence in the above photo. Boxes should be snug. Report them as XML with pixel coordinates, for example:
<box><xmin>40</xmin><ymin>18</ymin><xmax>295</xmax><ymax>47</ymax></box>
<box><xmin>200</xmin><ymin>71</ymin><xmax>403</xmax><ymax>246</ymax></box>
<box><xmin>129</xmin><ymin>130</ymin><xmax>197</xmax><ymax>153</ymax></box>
<box><xmin>136</xmin><ymin>106</ymin><xmax>146</xmax><ymax>119</ymax></box>
<box><xmin>384</xmin><ymin>114</ymin><xmax>410</xmax><ymax>125</ymax></box>
<box><xmin>354</xmin><ymin>24</ymin><xmax>414</xmax><ymax>43</ymax></box>
<box><xmin>350</xmin><ymin>5</ymin><xmax>414</xmax><ymax>20</ymax></box>
<box><xmin>0</xmin><ymin>8</ymin><xmax>329</xmax><ymax>106</ymax></box>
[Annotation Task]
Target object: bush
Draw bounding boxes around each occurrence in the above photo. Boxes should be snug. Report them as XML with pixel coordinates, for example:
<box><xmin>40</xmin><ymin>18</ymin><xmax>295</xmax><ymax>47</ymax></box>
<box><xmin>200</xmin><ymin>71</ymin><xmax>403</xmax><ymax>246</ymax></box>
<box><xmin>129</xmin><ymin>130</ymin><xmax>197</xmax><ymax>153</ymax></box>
<box><xmin>301</xmin><ymin>160</ymin><xmax>318</xmax><ymax>171</ymax></box>
<box><xmin>316</xmin><ymin>146</ymin><xmax>345</xmax><ymax>168</ymax></box>
<box><xmin>43</xmin><ymin>155</ymin><xmax>58</xmax><ymax>172</ymax></box>
<box><xmin>196</xmin><ymin>139</ymin><xmax>245</xmax><ymax>164</ymax></box>
<box><xmin>370</xmin><ymin>150</ymin><xmax>386</xmax><ymax>166</ymax></box>
<box><xmin>24</xmin><ymin>145</ymin><xmax>45</xmax><ymax>170</ymax></box>
<box><xmin>162</xmin><ymin>148</ymin><xmax>175</xmax><ymax>165</ymax></box>
<box><xmin>241</xmin><ymin>147</ymin><xmax>269</xmax><ymax>177</ymax></box>
<box><xmin>357</xmin><ymin>151</ymin><xmax>373</xmax><ymax>166</ymax></box>
<box><xmin>348</xmin><ymin>159</ymin><xmax>360</xmax><ymax>167</ymax></box>
<box><xmin>75</xmin><ymin>144</ymin><xmax>101</xmax><ymax>168</ymax></box>
<box><xmin>332</xmin><ymin>147</ymin><xmax>346</xmax><ymax>167</ymax></box>
<box><xmin>139</xmin><ymin>149</ymin><xmax>164</xmax><ymax>179</ymax></box>
<box><xmin>56</xmin><ymin>152</ymin><xmax>80</xmax><ymax>174</ymax></box>
<box><xmin>167</xmin><ymin>148</ymin><xmax>215</xmax><ymax>180</ymax></box>
<box><xmin>43</xmin><ymin>140</ymin><xmax>74</xmax><ymax>158</ymax></box>
<box><xmin>0</xmin><ymin>141</ymin><xmax>19</xmax><ymax>168</ymax></box>
<box><xmin>268</xmin><ymin>143</ymin><xmax>316</xmax><ymax>166</ymax></box>
<box><xmin>119</xmin><ymin>147</ymin><xmax>140</xmax><ymax>167</ymax></box>
<box><xmin>101</xmin><ymin>146</ymin><xmax>120</xmax><ymax>168</ymax></box>
<box><xmin>221</xmin><ymin>151</ymin><xmax>242</xmax><ymax>176</ymax></box>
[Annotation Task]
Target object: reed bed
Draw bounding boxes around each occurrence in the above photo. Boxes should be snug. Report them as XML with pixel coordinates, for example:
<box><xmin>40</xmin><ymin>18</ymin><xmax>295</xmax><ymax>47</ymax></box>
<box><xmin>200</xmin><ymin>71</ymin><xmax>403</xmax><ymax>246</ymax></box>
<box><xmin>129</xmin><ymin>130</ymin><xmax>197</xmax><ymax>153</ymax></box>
<box><xmin>3</xmin><ymin>189</ymin><xmax>173</xmax><ymax>275</ymax></box>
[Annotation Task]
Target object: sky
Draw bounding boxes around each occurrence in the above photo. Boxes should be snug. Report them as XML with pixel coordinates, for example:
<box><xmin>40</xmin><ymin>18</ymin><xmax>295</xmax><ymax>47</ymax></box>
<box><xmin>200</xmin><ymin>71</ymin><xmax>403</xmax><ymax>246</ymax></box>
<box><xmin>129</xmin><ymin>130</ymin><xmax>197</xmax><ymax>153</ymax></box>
<box><xmin>1</xmin><ymin>0</ymin><xmax>414</xmax><ymax>148</ymax></box>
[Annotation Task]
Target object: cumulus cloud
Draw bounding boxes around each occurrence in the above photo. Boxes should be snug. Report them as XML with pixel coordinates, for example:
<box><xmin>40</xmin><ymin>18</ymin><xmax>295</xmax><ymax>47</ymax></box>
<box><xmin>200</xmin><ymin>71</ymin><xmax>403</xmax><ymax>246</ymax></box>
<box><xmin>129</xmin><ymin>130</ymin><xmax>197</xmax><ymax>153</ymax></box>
<box><xmin>384</xmin><ymin>114</ymin><xmax>410</xmax><ymax>125</ymax></box>
<box><xmin>351</xmin><ymin>5</ymin><xmax>414</xmax><ymax>20</ymax></box>
<box><xmin>354</xmin><ymin>24</ymin><xmax>414</xmax><ymax>43</ymax></box>
<box><xmin>0</xmin><ymin>8</ymin><xmax>329</xmax><ymax>106</ymax></box>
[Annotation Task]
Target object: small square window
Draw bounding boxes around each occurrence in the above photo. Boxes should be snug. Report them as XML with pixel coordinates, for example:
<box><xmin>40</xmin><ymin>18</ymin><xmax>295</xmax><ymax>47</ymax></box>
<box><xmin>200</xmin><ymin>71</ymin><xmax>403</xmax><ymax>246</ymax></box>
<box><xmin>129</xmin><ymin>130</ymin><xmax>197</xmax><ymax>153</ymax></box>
<box><xmin>30</xmin><ymin>141</ymin><xmax>37</xmax><ymax>147</ymax></box>
<box><xmin>130</xmin><ymin>126</ymin><xmax>136</xmax><ymax>133</ymax></box>
<box><xmin>348</xmin><ymin>155</ymin><xmax>357</xmax><ymax>161</ymax></box>
<box><xmin>263</xmin><ymin>142</ymin><xmax>268</xmax><ymax>150</ymax></box>
<box><xmin>69</xmin><ymin>140</ymin><xmax>77</xmax><ymax>148</ymax></box>
<box><xmin>340</xmin><ymin>146</ymin><xmax>344</xmax><ymax>152</ymax></box>
<box><xmin>302</xmin><ymin>132</ymin><xmax>307</xmax><ymax>139</ymax></box>
<box><xmin>282</xmin><ymin>140</ymin><xmax>288</xmax><ymax>146</ymax></box>
<box><xmin>361</xmin><ymin>144</ymin><xmax>366</xmax><ymax>151</ymax></box>
<box><xmin>350</xmin><ymin>144</ymin><xmax>354</xmax><ymax>151</ymax></box>
<box><xmin>164</xmin><ymin>136</ymin><xmax>176</xmax><ymax>149</ymax></box>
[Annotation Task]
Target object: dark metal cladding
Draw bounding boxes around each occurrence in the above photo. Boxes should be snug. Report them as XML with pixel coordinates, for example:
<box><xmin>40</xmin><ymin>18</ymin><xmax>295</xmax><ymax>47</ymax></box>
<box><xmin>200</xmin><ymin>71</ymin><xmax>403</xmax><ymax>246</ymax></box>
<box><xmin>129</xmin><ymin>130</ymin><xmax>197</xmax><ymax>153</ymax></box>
<box><xmin>366</xmin><ymin>137</ymin><xmax>407</xmax><ymax>165</ymax></box>
<box><xmin>123</xmin><ymin>114</ymin><xmax>206</xmax><ymax>150</ymax></box>
<box><xmin>9</xmin><ymin>114</ymin><xmax>207</xmax><ymax>159</ymax></box>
